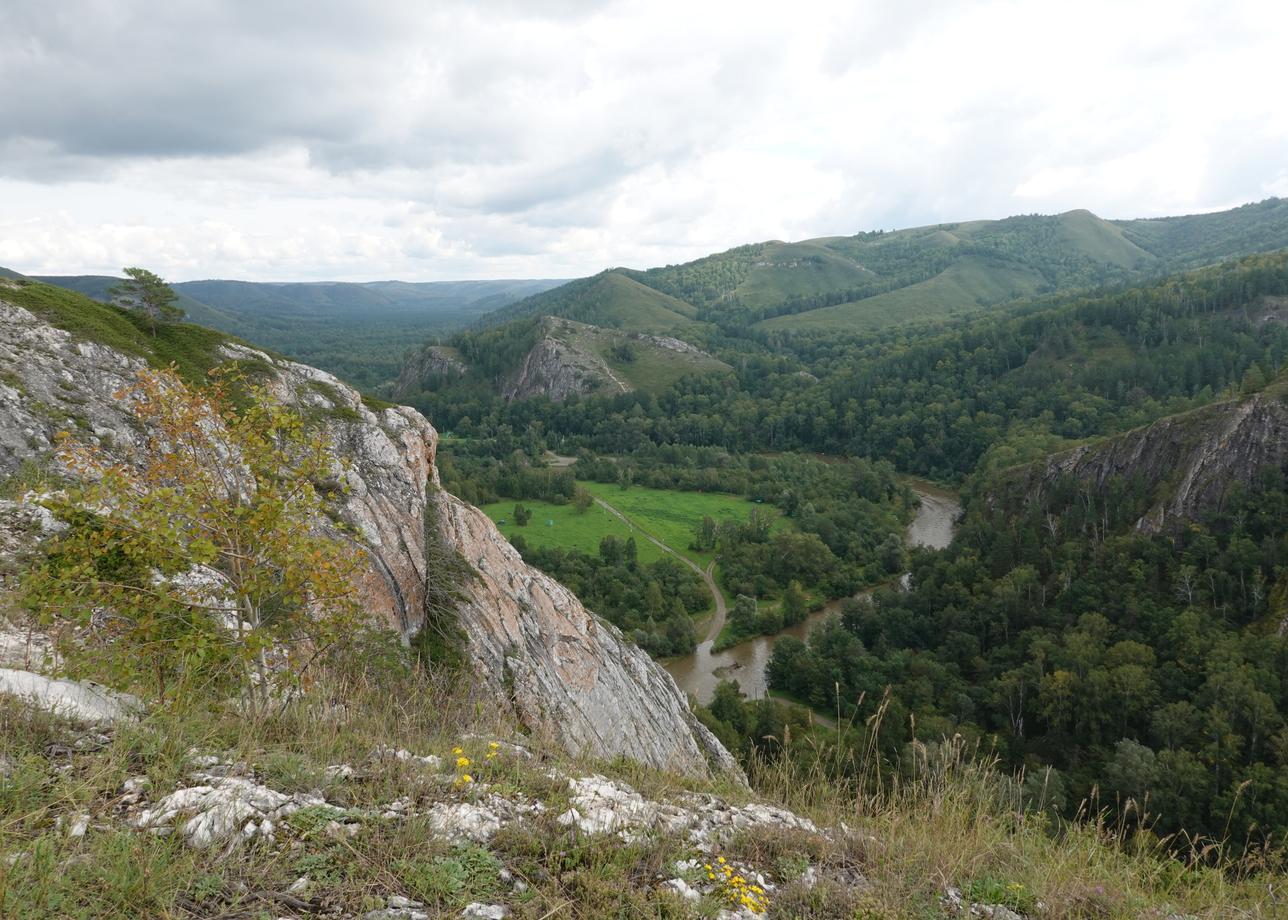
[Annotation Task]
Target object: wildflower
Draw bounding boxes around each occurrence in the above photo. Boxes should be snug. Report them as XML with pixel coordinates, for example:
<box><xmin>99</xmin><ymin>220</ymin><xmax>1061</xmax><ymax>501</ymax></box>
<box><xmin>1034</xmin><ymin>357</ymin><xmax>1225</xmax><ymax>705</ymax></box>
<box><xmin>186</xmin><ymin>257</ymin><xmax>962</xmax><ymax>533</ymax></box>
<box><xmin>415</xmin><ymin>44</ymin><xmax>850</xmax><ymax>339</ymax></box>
<box><xmin>452</xmin><ymin>746</ymin><xmax>463</xmax><ymax>755</ymax></box>
<box><xmin>456</xmin><ymin>756</ymin><xmax>471</xmax><ymax>769</ymax></box>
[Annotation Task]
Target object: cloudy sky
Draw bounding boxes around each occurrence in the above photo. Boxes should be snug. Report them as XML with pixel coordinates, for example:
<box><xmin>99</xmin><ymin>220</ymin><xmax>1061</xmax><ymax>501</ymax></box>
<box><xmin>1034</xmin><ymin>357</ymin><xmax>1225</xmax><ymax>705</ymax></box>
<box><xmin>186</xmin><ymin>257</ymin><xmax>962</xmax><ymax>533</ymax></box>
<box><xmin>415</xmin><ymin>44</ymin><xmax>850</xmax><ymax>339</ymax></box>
<box><xmin>1</xmin><ymin>0</ymin><xmax>1285</xmax><ymax>282</ymax></box>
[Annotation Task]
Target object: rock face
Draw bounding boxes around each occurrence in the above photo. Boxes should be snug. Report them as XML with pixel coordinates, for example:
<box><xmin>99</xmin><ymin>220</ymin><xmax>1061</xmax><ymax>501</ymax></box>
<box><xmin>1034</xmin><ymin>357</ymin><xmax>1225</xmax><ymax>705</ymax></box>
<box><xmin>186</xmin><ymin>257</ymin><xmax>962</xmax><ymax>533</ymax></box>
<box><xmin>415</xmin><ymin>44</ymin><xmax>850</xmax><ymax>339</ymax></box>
<box><xmin>0</xmin><ymin>291</ymin><xmax>736</xmax><ymax>778</ymax></box>
<box><xmin>391</xmin><ymin>345</ymin><xmax>468</xmax><ymax>399</ymax></box>
<box><xmin>1002</xmin><ymin>387</ymin><xmax>1288</xmax><ymax>533</ymax></box>
<box><xmin>502</xmin><ymin>331</ymin><xmax>629</xmax><ymax>402</ymax></box>
<box><xmin>434</xmin><ymin>492</ymin><xmax>739</xmax><ymax>777</ymax></box>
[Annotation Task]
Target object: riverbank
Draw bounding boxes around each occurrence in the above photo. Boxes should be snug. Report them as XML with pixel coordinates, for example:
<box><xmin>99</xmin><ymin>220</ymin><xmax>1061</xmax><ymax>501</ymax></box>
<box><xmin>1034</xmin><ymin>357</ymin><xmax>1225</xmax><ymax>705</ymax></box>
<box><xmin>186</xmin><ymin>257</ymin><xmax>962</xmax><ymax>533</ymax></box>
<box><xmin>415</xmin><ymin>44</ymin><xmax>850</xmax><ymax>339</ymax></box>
<box><xmin>664</xmin><ymin>483</ymin><xmax>961</xmax><ymax>705</ymax></box>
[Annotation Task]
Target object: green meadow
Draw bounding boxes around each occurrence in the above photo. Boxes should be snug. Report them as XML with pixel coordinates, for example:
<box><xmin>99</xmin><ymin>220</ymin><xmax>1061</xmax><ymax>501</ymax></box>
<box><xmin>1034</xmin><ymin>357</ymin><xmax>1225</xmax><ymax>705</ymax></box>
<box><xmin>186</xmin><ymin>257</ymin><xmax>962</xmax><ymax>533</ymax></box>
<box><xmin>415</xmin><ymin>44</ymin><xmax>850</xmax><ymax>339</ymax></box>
<box><xmin>482</xmin><ymin>482</ymin><xmax>774</xmax><ymax>569</ymax></box>
<box><xmin>580</xmin><ymin>481</ymin><xmax>775</xmax><ymax>567</ymax></box>
<box><xmin>480</xmin><ymin>497</ymin><xmax>666</xmax><ymax>565</ymax></box>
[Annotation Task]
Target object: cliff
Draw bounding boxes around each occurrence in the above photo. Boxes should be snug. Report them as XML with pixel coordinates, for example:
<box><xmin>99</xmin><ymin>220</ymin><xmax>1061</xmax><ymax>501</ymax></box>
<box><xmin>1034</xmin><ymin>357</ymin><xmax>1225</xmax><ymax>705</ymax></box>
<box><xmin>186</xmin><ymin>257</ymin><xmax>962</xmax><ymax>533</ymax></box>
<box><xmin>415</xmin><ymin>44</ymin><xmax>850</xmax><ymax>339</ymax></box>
<box><xmin>0</xmin><ymin>283</ymin><xmax>734</xmax><ymax>779</ymax></box>
<box><xmin>390</xmin><ymin>345</ymin><xmax>467</xmax><ymax>398</ymax></box>
<box><xmin>998</xmin><ymin>381</ymin><xmax>1288</xmax><ymax>533</ymax></box>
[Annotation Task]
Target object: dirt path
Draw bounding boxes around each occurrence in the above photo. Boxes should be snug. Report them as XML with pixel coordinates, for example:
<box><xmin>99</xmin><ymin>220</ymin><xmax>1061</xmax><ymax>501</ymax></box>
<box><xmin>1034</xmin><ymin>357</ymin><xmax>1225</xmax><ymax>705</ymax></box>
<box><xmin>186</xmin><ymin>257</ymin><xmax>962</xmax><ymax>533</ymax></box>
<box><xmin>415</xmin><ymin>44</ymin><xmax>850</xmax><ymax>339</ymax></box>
<box><xmin>592</xmin><ymin>497</ymin><xmax>727</xmax><ymax>641</ymax></box>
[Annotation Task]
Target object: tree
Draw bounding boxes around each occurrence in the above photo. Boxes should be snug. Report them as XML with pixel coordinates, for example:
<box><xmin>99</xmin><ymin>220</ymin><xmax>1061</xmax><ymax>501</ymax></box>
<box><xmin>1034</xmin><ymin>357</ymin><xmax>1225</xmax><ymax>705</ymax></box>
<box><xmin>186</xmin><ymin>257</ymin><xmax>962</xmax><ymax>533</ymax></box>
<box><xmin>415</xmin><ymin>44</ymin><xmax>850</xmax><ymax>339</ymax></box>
<box><xmin>22</xmin><ymin>366</ymin><xmax>361</xmax><ymax>711</ymax></box>
<box><xmin>110</xmin><ymin>267</ymin><xmax>184</xmax><ymax>334</ymax></box>
<box><xmin>513</xmin><ymin>503</ymin><xmax>531</xmax><ymax>526</ymax></box>
<box><xmin>573</xmin><ymin>485</ymin><xmax>593</xmax><ymax>514</ymax></box>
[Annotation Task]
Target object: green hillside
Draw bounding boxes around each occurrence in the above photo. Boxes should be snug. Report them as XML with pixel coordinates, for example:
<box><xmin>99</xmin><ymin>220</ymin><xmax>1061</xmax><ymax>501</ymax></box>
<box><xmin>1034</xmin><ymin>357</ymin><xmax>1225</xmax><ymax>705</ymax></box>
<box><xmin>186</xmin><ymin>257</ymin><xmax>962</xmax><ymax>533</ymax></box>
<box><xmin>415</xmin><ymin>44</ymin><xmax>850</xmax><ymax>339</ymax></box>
<box><xmin>0</xmin><ymin>266</ymin><xmax>30</xmax><ymax>280</ymax></box>
<box><xmin>32</xmin><ymin>274</ymin><xmax>234</xmax><ymax>328</ymax></box>
<box><xmin>1116</xmin><ymin>197</ymin><xmax>1288</xmax><ymax>267</ymax></box>
<box><xmin>758</xmin><ymin>255</ymin><xmax>1045</xmax><ymax>332</ymax></box>
<box><xmin>492</xmin><ymin>202</ymin><xmax>1288</xmax><ymax>342</ymax></box>
<box><xmin>483</xmin><ymin>269</ymin><xmax>705</xmax><ymax>335</ymax></box>
<box><xmin>548</xmin><ymin>319</ymin><xmax>730</xmax><ymax>392</ymax></box>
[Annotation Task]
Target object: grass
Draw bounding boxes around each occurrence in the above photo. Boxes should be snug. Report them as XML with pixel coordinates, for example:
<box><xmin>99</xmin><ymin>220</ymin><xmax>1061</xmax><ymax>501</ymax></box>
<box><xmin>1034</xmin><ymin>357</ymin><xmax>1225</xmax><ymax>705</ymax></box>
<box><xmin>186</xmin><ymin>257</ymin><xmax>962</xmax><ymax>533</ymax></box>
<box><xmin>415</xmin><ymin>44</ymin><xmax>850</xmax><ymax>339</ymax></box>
<box><xmin>480</xmin><ymin>497</ymin><xmax>667</xmax><ymax>565</ymax></box>
<box><xmin>1</xmin><ymin>658</ymin><xmax>1283</xmax><ymax>919</ymax></box>
<box><xmin>580</xmin><ymin>481</ymin><xmax>777</xmax><ymax>567</ymax></box>
<box><xmin>553</xmin><ymin>320</ymin><xmax>730</xmax><ymax>393</ymax></box>
<box><xmin>759</xmin><ymin>257</ymin><xmax>1044</xmax><ymax>333</ymax></box>
<box><xmin>0</xmin><ymin>280</ymin><xmax>237</xmax><ymax>387</ymax></box>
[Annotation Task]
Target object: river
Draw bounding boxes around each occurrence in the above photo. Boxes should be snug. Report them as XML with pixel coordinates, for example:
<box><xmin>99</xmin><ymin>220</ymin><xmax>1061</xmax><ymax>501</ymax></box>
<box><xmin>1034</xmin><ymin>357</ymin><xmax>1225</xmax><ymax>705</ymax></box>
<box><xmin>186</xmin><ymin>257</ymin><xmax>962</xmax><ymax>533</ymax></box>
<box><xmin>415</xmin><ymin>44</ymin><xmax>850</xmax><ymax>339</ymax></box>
<box><xmin>663</xmin><ymin>481</ymin><xmax>960</xmax><ymax>705</ymax></box>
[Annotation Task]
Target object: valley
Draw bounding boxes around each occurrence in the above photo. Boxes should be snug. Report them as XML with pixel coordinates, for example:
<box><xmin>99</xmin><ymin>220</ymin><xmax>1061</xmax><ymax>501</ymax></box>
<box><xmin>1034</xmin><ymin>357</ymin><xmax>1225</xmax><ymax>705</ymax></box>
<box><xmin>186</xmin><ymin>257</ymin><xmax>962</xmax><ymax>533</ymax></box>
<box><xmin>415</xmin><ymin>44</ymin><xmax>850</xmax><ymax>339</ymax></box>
<box><xmin>6</xmin><ymin>198</ymin><xmax>1288</xmax><ymax>915</ymax></box>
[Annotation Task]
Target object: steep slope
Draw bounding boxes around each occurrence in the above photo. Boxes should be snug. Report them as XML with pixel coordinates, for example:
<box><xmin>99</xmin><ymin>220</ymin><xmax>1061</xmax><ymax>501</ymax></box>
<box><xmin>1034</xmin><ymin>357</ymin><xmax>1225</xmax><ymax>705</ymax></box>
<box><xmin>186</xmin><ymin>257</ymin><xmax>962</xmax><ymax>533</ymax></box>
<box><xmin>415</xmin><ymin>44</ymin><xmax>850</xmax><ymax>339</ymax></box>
<box><xmin>0</xmin><ymin>279</ymin><xmax>735</xmax><ymax>778</ymax></box>
<box><xmin>993</xmin><ymin>375</ymin><xmax>1288</xmax><ymax>534</ymax></box>
<box><xmin>482</xmin><ymin>269</ymin><xmax>705</xmax><ymax>336</ymax></box>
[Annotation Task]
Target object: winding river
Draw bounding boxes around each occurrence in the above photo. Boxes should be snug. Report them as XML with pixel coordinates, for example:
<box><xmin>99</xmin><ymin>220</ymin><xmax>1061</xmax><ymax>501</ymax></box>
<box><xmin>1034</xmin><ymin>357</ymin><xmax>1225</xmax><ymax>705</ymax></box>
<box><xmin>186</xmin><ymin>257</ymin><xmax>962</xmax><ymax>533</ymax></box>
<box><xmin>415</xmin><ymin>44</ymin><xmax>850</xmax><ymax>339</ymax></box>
<box><xmin>663</xmin><ymin>482</ymin><xmax>960</xmax><ymax>705</ymax></box>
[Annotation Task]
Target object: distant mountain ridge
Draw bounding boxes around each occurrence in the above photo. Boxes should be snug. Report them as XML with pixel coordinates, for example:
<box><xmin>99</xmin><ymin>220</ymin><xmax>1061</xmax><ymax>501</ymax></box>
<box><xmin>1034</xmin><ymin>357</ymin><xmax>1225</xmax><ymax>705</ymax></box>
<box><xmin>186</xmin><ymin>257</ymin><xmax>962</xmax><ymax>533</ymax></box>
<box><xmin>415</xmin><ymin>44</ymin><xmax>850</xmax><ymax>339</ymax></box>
<box><xmin>31</xmin><ymin>274</ymin><xmax>566</xmax><ymax>389</ymax></box>
<box><xmin>484</xmin><ymin>199</ymin><xmax>1288</xmax><ymax>338</ymax></box>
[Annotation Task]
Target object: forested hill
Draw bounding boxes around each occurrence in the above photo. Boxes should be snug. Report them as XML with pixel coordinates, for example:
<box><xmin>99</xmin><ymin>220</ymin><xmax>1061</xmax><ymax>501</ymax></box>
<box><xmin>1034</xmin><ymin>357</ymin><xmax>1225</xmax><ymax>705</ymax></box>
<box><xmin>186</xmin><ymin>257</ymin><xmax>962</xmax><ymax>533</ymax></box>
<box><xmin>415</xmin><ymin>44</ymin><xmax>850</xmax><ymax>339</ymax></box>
<box><xmin>420</xmin><ymin>251</ymin><xmax>1288</xmax><ymax>483</ymax></box>
<box><xmin>763</xmin><ymin>372</ymin><xmax>1288</xmax><ymax>848</ymax></box>
<box><xmin>480</xmin><ymin>198</ymin><xmax>1288</xmax><ymax>338</ymax></box>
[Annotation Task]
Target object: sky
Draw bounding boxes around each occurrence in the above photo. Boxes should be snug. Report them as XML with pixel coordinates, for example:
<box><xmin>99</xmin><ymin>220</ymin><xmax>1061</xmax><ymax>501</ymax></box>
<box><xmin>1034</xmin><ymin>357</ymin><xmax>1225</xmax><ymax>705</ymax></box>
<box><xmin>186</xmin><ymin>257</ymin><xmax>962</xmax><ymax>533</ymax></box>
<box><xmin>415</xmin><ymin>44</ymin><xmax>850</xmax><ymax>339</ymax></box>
<box><xmin>1</xmin><ymin>0</ymin><xmax>1286</xmax><ymax>282</ymax></box>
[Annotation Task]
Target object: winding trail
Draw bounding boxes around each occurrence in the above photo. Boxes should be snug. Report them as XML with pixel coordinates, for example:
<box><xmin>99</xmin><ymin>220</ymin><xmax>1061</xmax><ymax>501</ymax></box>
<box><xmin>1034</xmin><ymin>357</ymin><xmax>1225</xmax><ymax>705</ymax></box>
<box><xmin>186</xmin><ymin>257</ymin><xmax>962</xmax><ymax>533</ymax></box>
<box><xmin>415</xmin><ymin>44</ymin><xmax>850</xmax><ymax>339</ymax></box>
<box><xmin>592</xmin><ymin>497</ymin><xmax>728</xmax><ymax>640</ymax></box>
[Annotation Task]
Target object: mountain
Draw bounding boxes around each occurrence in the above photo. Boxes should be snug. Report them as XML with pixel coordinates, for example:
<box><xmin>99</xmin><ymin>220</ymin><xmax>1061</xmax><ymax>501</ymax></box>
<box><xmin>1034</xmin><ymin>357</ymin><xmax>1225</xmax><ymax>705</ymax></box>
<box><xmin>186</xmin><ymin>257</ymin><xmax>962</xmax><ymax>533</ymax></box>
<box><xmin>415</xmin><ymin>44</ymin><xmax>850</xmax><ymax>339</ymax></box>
<box><xmin>33</xmin><ymin>274</ymin><xmax>566</xmax><ymax>390</ymax></box>
<box><xmin>0</xmin><ymin>276</ymin><xmax>734</xmax><ymax>776</ymax></box>
<box><xmin>0</xmin><ymin>266</ymin><xmax>29</xmax><ymax>281</ymax></box>
<box><xmin>994</xmin><ymin>369</ymin><xmax>1288</xmax><ymax>537</ymax></box>
<box><xmin>482</xmin><ymin>199</ymin><xmax>1288</xmax><ymax>343</ymax></box>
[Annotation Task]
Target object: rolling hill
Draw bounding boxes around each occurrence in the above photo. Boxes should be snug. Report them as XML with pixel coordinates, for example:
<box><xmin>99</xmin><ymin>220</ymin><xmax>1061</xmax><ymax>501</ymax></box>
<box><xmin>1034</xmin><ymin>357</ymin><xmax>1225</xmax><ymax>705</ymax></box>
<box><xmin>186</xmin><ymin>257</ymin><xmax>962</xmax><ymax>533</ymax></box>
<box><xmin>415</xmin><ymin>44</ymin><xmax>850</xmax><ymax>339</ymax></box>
<box><xmin>480</xmin><ymin>269</ymin><xmax>706</xmax><ymax>336</ymax></box>
<box><xmin>488</xmin><ymin>199</ymin><xmax>1288</xmax><ymax>340</ymax></box>
<box><xmin>395</xmin><ymin>315</ymin><xmax>729</xmax><ymax>403</ymax></box>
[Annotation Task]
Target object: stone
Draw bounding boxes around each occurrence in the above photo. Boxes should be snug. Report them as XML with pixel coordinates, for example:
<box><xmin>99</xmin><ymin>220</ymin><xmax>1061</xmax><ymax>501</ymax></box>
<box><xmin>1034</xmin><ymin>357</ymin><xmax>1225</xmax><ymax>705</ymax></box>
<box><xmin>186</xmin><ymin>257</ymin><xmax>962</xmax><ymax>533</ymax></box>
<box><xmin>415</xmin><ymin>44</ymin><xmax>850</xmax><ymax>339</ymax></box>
<box><xmin>133</xmin><ymin>773</ymin><xmax>328</xmax><ymax>849</ymax></box>
<box><xmin>461</xmin><ymin>904</ymin><xmax>508</xmax><ymax>919</ymax></box>
<box><xmin>0</xmin><ymin>668</ymin><xmax>140</xmax><ymax>724</ymax></box>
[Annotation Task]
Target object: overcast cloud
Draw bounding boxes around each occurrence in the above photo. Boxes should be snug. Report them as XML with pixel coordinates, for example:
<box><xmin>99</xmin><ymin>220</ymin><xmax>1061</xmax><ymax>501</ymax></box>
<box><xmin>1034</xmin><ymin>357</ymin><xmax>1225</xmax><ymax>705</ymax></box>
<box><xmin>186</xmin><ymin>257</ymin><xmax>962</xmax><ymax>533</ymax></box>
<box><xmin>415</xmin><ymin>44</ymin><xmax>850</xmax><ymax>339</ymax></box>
<box><xmin>1</xmin><ymin>0</ymin><xmax>1285</xmax><ymax>281</ymax></box>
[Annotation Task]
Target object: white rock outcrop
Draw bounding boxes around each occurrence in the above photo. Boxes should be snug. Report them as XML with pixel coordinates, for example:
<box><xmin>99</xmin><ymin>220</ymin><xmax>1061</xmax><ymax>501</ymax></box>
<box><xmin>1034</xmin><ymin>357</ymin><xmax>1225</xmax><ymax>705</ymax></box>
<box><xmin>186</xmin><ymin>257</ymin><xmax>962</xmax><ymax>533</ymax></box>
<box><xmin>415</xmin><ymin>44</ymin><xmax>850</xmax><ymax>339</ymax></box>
<box><xmin>0</xmin><ymin>293</ymin><xmax>737</xmax><ymax>778</ymax></box>
<box><xmin>0</xmin><ymin>669</ymin><xmax>140</xmax><ymax>723</ymax></box>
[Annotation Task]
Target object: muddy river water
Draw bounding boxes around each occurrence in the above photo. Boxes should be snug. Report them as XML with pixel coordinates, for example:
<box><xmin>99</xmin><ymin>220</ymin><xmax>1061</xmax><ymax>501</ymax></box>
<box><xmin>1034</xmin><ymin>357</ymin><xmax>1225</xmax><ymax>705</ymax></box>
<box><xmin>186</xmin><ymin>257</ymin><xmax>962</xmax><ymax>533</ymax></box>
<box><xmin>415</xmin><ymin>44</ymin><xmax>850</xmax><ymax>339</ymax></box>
<box><xmin>663</xmin><ymin>482</ymin><xmax>960</xmax><ymax>704</ymax></box>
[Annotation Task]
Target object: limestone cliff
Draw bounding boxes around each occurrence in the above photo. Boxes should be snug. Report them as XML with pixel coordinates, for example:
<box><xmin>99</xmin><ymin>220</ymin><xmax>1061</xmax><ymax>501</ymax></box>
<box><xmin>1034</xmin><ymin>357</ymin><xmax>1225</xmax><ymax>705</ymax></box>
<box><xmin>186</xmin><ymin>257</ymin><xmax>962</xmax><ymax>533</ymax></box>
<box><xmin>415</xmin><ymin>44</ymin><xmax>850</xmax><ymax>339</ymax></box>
<box><xmin>999</xmin><ymin>384</ymin><xmax>1288</xmax><ymax>533</ymax></box>
<box><xmin>502</xmin><ymin>331</ymin><xmax>629</xmax><ymax>402</ymax></box>
<box><xmin>0</xmin><ymin>288</ymin><xmax>735</xmax><ymax>779</ymax></box>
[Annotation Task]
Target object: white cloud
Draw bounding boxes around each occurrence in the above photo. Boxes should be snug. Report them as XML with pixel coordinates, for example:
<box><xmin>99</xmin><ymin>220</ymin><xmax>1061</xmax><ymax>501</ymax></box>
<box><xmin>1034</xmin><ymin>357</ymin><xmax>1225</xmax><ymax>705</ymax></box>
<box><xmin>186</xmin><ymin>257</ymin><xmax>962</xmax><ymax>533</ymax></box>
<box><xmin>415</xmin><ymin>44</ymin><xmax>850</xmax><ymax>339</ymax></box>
<box><xmin>0</xmin><ymin>0</ymin><xmax>1284</xmax><ymax>280</ymax></box>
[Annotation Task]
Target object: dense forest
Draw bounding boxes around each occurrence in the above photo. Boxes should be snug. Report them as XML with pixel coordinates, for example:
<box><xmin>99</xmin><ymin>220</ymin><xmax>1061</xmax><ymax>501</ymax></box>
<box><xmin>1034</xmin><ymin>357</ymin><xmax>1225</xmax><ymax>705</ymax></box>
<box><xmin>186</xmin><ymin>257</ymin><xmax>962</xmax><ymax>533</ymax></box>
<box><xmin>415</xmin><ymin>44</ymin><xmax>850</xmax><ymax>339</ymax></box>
<box><xmin>750</xmin><ymin>460</ymin><xmax>1288</xmax><ymax>848</ymax></box>
<box><xmin>415</xmin><ymin>252</ymin><xmax>1288</xmax><ymax>483</ymax></box>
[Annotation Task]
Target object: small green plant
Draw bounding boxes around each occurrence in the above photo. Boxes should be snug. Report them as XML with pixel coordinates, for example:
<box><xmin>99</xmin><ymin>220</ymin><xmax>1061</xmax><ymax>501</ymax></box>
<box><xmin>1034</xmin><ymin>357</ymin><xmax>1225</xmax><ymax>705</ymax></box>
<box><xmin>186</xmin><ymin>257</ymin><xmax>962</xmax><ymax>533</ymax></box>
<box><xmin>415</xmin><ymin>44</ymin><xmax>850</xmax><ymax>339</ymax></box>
<box><xmin>964</xmin><ymin>877</ymin><xmax>1038</xmax><ymax>914</ymax></box>
<box><xmin>397</xmin><ymin>845</ymin><xmax>501</xmax><ymax>909</ymax></box>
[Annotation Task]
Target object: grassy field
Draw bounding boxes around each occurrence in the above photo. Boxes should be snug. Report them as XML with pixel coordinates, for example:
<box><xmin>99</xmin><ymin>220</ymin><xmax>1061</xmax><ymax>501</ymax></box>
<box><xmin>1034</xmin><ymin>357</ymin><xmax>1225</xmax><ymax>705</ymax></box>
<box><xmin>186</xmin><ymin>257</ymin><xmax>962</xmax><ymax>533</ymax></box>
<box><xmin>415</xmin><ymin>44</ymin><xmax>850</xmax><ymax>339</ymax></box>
<box><xmin>480</xmin><ymin>497</ymin><xmax>666</xmax><ymax>565</ymax></box>
<box><xmin>581</xmin><ymin>481</ymin><xmax>774</xmax><ymax>567</ymax></box>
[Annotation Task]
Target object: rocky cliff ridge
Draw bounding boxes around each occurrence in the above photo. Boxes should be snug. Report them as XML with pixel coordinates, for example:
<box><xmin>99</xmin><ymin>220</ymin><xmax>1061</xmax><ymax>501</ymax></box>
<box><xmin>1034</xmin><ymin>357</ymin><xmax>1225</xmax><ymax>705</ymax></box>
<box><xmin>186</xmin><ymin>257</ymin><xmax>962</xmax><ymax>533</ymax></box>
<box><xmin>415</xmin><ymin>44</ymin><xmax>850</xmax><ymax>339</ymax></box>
<box><xmin>0</xmin><ymin>287</ymin><xmax>734</xmax><ymax>778</ymax></box>
<box><xmin>999</xmin><ymin>383</ymin><xmax>1288</xmax><ymax>533</ymax></box>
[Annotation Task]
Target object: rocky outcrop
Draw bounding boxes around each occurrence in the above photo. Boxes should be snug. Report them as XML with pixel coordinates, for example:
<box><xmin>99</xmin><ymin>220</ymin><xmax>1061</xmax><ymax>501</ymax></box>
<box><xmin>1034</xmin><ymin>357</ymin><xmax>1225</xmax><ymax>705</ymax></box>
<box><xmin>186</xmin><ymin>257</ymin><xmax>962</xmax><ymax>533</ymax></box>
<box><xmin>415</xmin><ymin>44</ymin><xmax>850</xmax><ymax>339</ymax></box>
<box><xmin>502</xmin><ymin>332</ymin><xmax>628</xmax><ymax>402</ymax></box>
<box><xmin>1004</xmin><ymin>387</ymin><xmax>1288</xmax><ymax>533</ymax></box>
<box><xmin>0</xmin><ymin>291</ymin><xmax>736</xmax><ymax>778</ymax></box>
<box><xmin>391</xmin><ymin>345</ymin><xmax>468</xmax><ymax>398</ymax></box>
